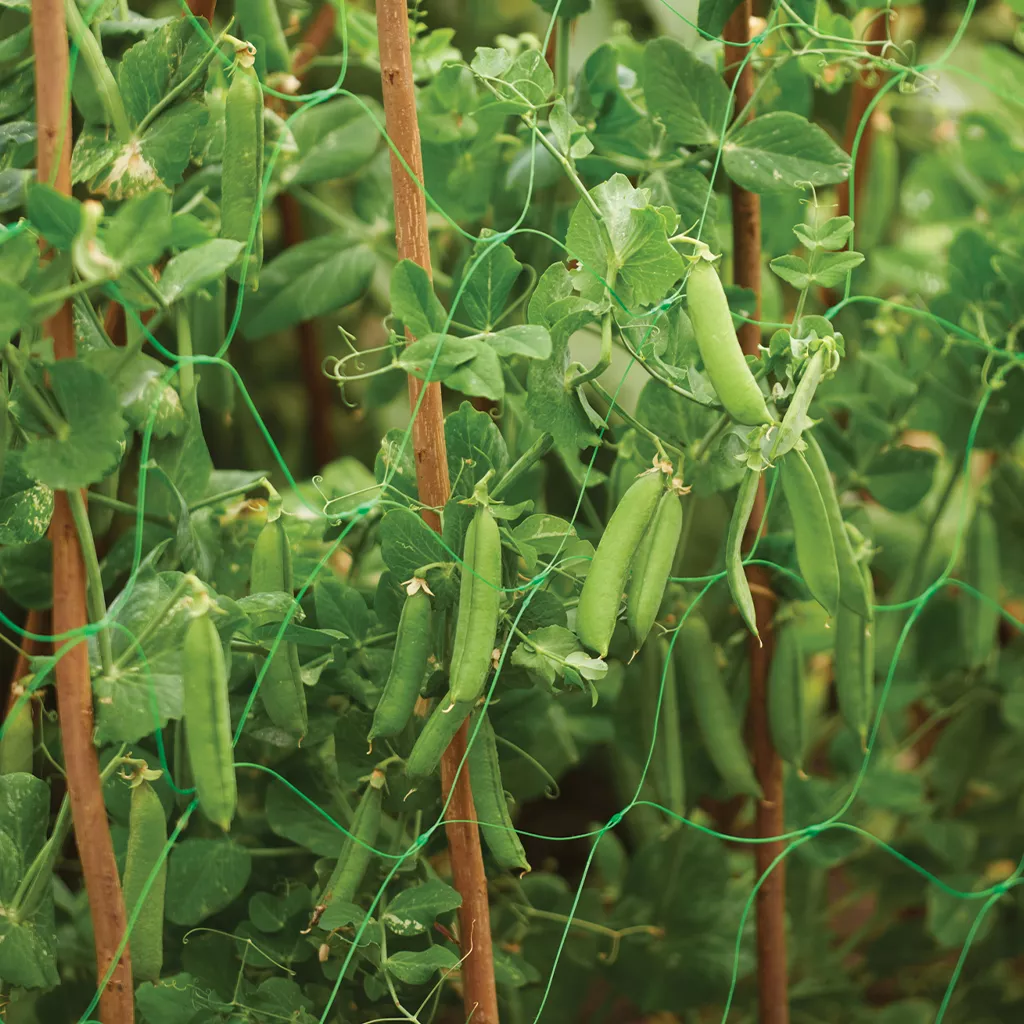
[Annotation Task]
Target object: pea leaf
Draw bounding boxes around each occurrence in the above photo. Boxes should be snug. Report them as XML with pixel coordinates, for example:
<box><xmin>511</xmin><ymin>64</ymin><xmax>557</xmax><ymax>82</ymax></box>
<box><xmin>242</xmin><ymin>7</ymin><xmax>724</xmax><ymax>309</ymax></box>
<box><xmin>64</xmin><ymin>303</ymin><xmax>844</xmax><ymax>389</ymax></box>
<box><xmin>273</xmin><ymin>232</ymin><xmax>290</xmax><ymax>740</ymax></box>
<box><xmin>566</xmin><ymin>174</ymin><xmax>685</xmax><ymax>308</ymax></box>
<box><xmin>159</xmin><ymin>239</ymin><xmax>245</xmax><ymax>304</ymax></box>
<box><xmin>698</xmin><ymin>0</ymin><xmax>744</xmax><ymax>37</ymax></box>
<box><xmin>446</xmin><ymin>344</ymin><xmax>505</xmax><ymax>401</ymax></box>
<box><xmin>135</xmin><ymin>974</ymin><xmax>202</xmax><ymax>1024</ymax></box>
<box><xmin>0</xmin><ymin>451</ymin><xmax>53</xmax><ymax>545</ymax></box>
<box><xmin>512</xmin><ymin>624</ymin><xmax>597</xmax><ymax>690</ymax></box>
<box><xmin>445</xmin><ymin>400</ymin><xmax>509</xmax><ymax>499</ymax></box>
<box><xmin>285</xmin><ymin>96</ymin><xmax>383</xmax><ymax>186</ymax></box>
<box><xmin>395</xmin><ymin>335</ymin><xmax>477</xmax><ymax>382</ymax></box>
<box><xmin>549</xmin><ymin>96</ymin><xmax>593</xmax><ymax>160</ymax></box>
<box><xmin>722</xmin><ymin>112</ymin><xmax>851</xmax><ymax>193</ymax></box>
<box><xmin>26</xmin><ymin>182</ymin><xmax>81</xmax><ymax>250</ymax></box>
<box><xmin>642</xmin><ymin>38</ymin><xmax>732</xmax><ymax>146</ymax></box>
<box><xmin>863</xmin><ymin>447</ymin><xmax>938</xmax><ymax>511</ymax></box>
<box><xmin>84</xmin><ymin>350</ymin><xmax>185</xmax><ymax>439</ymax></box>
<box><xmin>21</xmin><ymin>360</ymin><xmax>125</xmax><ymax>490</ymax></box>
<box><xmin>456</xmin><ymin>237</ymin><xmax>523</xmax><ymax>330</ymax></box>
<box><xmin>165</xmin><ymin>839</ymin><xmax>252</xmax><ymax>926</ymax></box>
<box><xmin>240</xmin><ymin>237</ymin><xmax>375</xmax><ymax>339</ymax></box>
<box><xmin>386</xmin><ymin>946</ymin><xmax>461</xmax><ymax>985</ymax></box>
<box><xmin>391</xmin><ymin>259</ymin><xmax>449</xmax><ymax>337</ymax></box>
<box><xmin>471</xmin><ymin>48</ymin><xmax>552</xmax><ymax>111</ymax></box>
<box><xmin>0</xmin><ymin>169</ymin><xmax>31</xmax><ymax>214</ymax></box>
<box><xmin>793</xmin><ymin>215</ymin><xmax>855</xmax><ymax>251</ymax></box>
<box><xmin>379</xmin><ymin>507</ymin><xmax>451</xmax><ymax>580</ymax></box>
<box><xmin>483</xmin><ymin>325</ymin><xmax>551</xmax><ymax>360</ymax></box>
<box><xmin>265</xmin><ymin>782</ymin><xmax>344</xmax><ymax>858</ymax></box>
<box><xmin>644</xmin><ymin>166</ymin><xmax>718</xmax><ymax>244</ymax></box>
<box><xmin>769</xmin><ymin>255</ymin><xmax>812</xmax><ymax>290</ymax></box>
<box><xmin>314</xmin><ymin>578</ymin><xmax>371</xmax><ymax>644</ymax></box>
<box><xmin>382</xmin><ymin>880</ymin><xmax>462</xmax><ymax>936</ymax></box>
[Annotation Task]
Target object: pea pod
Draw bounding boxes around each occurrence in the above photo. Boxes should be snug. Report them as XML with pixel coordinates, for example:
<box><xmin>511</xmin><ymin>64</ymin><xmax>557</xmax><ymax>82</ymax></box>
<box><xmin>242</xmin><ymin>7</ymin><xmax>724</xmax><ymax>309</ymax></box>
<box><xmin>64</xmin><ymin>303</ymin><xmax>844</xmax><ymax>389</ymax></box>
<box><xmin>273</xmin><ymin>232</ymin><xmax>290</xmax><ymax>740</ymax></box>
<box><xmin>318</xmin><ymin>770</ymin><xmax>384</xmax><ymax>908</ymax></box>
<box><xmin>406</xmin><ymin>695</ymin><xmax>474</xmax><ymax>780</ymax></box>
<box><xmin>687</xmin><ymin>258</ymin><xmax>773</xmax><ymax>426</ymax></box>
<box><xmin>626</xmin><ymin>487</ymin><xmax>684</xmax><ymax>653</ymax></box>
<box><xmin>0</xmin><ymin>696</ymin><xmax>33</xmax><ymax>775</ymax></box>
<box><xmin>369</xmin><ymin>589</ymin><xmax>432</xmax><ymax>746</ymax></box>
<box><xmin>577</xmin><ymin>470</ymin><xmax>665</xmax><ymax>657</ymax></box>
<box><xmin>961</xmin><ymin>502</ymin><xmax>1000</xmax><ymax>670</ymax></box>
<box><xmin>803</xmin><ymin>434</ymin><xmax>872</xmax><ymax>620</ymax></box>
<box><xmin>222</xmin><ymin>58</ymin><xmax>264</xmax><ymax>289</ymax></box>
<box><xmin>768</xmin><ymin>619</ymin><xmax>807</xmax><ymax>772</ymax></box>
<box><xmin>774</xmin><ymin>347</ymin><xmax>827</xmax><ymax>459</ymax></box>
<box><xmin>726</xmin><ymin>468</ymin><xmax>761</xmax><ymax>638</ymax></box>
<box><xmin>122</xmin><ymin>779</ymin><xmax>167</xmax><ymax>982</ymax></box>
<box><xmin>449</xmin><ymin>506</ymin><xmax>502</xmax><ymax>704</ymax></box>
<box><xmin>834</xmin><ymin>561</ymin><xmax>875</xmax><ymax>749</ymax></box>
<box><xmin>236</xmin><ymin>0</ymin><xmax>290</xmax><ymax>74</ymax></box>
<box><xmin>676</xmin><ymin>613</ymin><xmax>762</xmax><ymax>799</ymax></box>
<box><xmin>468</xmin><ymin>714</ymin><xmax>531</xmax><ymax>874</ymax></box>
<box><xmin>190</xmin><ymin>282</ymin><xmax>235</xmax><ymax>420</ymax></box>
<box><xmin>250</xmin><ymin>517</ymin><xmax>308</xmax><ymax>738</ymax></box>
<box><xmin>642</xmin><ymin>637</ymin><xmax>685</xmax><ymax>822</ymax></box>
<box><xmin>183</xmin><ymin>610</ymin><xmax>237</xmax><ymax>830</ymax></box>
<box><xmin>778</xmin><ymin>449</ymin><xmax>840</xmax><ymax>617</ymax></box>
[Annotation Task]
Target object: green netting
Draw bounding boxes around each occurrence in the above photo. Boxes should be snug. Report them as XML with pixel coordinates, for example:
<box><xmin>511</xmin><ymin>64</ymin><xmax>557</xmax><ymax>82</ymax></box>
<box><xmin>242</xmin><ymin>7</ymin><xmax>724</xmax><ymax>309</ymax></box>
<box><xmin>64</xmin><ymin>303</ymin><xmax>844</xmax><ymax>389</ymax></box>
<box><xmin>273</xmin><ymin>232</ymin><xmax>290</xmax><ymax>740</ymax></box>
<box><xmin>1</xmin><ymin>0</ymin><xmax>1023</xmax><ymax>1021</ymax></box>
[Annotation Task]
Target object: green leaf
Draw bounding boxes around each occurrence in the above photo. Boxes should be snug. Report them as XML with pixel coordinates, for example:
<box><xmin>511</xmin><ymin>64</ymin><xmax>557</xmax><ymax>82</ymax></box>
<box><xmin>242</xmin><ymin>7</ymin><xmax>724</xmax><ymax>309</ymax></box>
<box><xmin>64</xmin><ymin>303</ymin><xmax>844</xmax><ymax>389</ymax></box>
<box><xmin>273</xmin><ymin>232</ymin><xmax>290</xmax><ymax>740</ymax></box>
<box><xmin>379</xmin><ymin>507</ymin><xmax>451</xmax><ymax>580</ymax></box>
<box><xmin>0</xmin><ymin>280</ymin><xmax>33</xmax><ymax>347</ymax></box>
<box><xmin>644</xmin><ymin>166</ymin><xmax>718</xmax><ymax>242</ymax></box>
<box><xmin>21</xmin><ymin>360</ymin><xmax>126</xmax><ymax>490</ymax></box>
<box><xmin>810</xmin><ymin>250</ymin><xmax>865</xmax><ymax>288</ymax></box>
<box><xmin>103</xmin><ymin>190</ymin><xmax>173</xmax><ymax>269</ymax></box>
<box><xmin>314</xmin><ymin>578</ymin><xmax>370</xmax><ymax>644</ymax></box>
<box><xmin>135</xmin><ymin>974</ymin><xmax>201</xmax><ymax>1024</ymax></box>
<box><xmin>471</xmin><ymin>48</ymin><xmax>552</xmax><ymax>111</ymax></box>
<box><xmin>549</xmin><ymin>97</ymin><xmax>593</xmax><ymax>160</ymax></box>
<box><xmin>382</xmin><ymin>880</ymin><xmax>462</xmax><ymax>936</ymax></box>
<box><xmin>165</xmin><ymin>839</ymin><xmax>252</xmax><ymax>926</ymax></box>
<box><xmin>26</xmin><ymin>183</ymin><xmax>81</xmax><ymax>250</ymax></box>
<box><xmin>483</xmin><ymin>325</ymin><xmax>551</xmax><ymax>360</ymax></box>
<box><xmin>159</xmin><ymin>239</ymin><xmax>244</xmax><ymax>303</ymax></box>
<box><xmin>248</xmin><ymin>888</ymin><xmax>311</xmax><ymax>934</ymax></box>
<box><xmin>0</xmin><ymin>540</ymin><xmax>52</xmax><ymax>610</ymax></box>
<box><xmin>386</xmin><ymin>946</ymin><xmax>461</xmax><ymax>985</ymax></box>
<box><xmin>642</xmin><ymin>38</ymin><xmax>732</xmax><ymax>146</ymax></box>
<box><xmin>0</xmin><ymin>451</ymin><xmax>54</xmax><ymax>545</ymax></box>
<box><xmin>394</xmin><ymin>334</ymin><xmax>477</xmax><ymax>383</ymax></box>
<box><xmin>457</xmin><ymin>238</ymin><xmax>523</xmax><ymax>330</ymax></box>
<box><xmin>83</xmin><ymin>350</ymin><xmax>185</xmax><ymax>439</ymax></box>
<box><xmin>769</xmin><ymin>255</ymin><xmax>811</xmax><ymax>289</ymax></box>
<box><xmin>391</xmin><ymin>259</ymin><xmax>448</xmax><ymax>337</ymax></box>
<box><xmin>863</xmin><ymin>447</ymin><xmax>937</xmax><ymax>511</ymax></box>
<box><xmin>265</xmin><ymin>782</ymin><xmax>344</xmax><ymax>858</ymax></box>
<box><xmin>512</xmin><ymin>624</ymin><xmax>595</xmax><ymax>689</ymax></box>
<box><xmin>566</xmin><ymin>174</ymin><xmax>685</xmax><ymax>308</ymax></box>
<box><xmin>445</xmin><ymin>401</ymin><xmax>509</xmax><ymax>499</ymax></box>
<box><xmin>286</xmin><ymin>97</ymin><xmax>383</xmax><ymax>186</ymax></box>
<box><xmin>723</xmin><ymin>112</ymin><xmax>851</xmax><ymax>193</ymax></box>
<box><xmin>793</xmin><ymin>215</ymin><xmax>855</xmax><ymax>251</ymax></box>
<box><xmin>698</xmin><ymin>0</ymin><xmax>744</xmax><ymax>37</ymax></box>
<box><xmin>446</xmin><ymin>344</ymin><xmax>505</xmax><ymax>400</ymax></box>
<box><xmin>240</xmin><ymin>237</ymin><xmax>375</xmax><ymax>339</ymax></box>
<box><xmin>0</xmin><ymin>168</ymin><xmax>31</xmax><ymax>214</ymax></box>
<box><xmin>926</xmin><ymin>877</ymin><xmax>995</xmax><ymax>949</ymax></box>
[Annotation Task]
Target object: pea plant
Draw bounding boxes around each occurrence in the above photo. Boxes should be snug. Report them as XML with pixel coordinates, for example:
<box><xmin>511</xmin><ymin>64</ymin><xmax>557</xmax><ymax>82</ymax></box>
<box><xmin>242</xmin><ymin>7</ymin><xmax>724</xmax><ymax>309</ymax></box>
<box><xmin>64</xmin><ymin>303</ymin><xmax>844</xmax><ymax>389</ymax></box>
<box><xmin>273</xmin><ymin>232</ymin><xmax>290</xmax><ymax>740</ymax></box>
<box><xmin>1</xmin><ymin>0</ymin><xmax>1023</xmax><ymax>1022</ymax></box>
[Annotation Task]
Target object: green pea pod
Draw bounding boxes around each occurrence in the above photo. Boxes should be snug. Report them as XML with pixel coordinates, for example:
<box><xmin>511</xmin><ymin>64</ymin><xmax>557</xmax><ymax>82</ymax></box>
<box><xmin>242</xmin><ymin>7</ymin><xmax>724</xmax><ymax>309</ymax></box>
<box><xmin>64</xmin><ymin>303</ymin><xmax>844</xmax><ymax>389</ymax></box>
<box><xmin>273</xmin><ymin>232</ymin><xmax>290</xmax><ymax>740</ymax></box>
<box><xmin>369</xmin><ymin>589</ymin><xmax>432</xmax><ymax>746</ymax></box>
<box><xmin>318</xmin><ymin>770</ymin><xmax>384</xmax><ymax>907</ymax></box>
<box><xmin>726</xmin><ymin>468</ymin><xmax>761</xmax><ymax>638</ymax></box>
<box><xmin>190</xmin><ymin>282</ymin><xmax>235</xmax><ymax>420</ymax></box>
<box><xmin>626</xmin><ymin>488</ymin><xmax>684</xmax><ymax>654</ymax></box>
<box><xmin>406</xmin><ymin>695</ymin><xmax>474</xmax><ymax>780</ymax></box>
<box><xmin>687</xmin><ymin>258</ymin><xmax>773</xmax><ymax>426</ymax></box>
<box><xmin>803</xmin><ymin>434</ymin><xmax>872</xmax><ymax>620</ymax></box>
<box><xmin>642</xmin><ymin>637</ymin><xmax>685</xmax><ymax>823</ymax></box>
<box><xmin>0</xmin><ymin>698</ymin><xmax>33</xmax><ymax>776</ymax></box>
<box><xmin>834</xmin><ymin>562</ymin><xmax>875</xmax><ymax>749</ymax></box>
<box><xmin>768</xmin><ymin>619</ymin><xmax>807</xmax><ymax>772</ymax></box>
<box><xmin>577</xmin><ymin>470</ymin><xmax>665</xmax><ymax>657</ymax></box>
<box><xmin>961</xmin><ymin>502</ymin><xmax>1000</xmax><ymax>670</ymax></box>
<box><xmin>449</xmin><ymin>507</ymin><xmax>502</xmax><ymax>704</ymax></box>
<box><xmin>236</xmin><ymin>0</ymin><xmax>290</xmax><ymax>74</ymax></box>
<box><xmin>122</xmin><ymin>780</ymin><xmax>167</xmax><ymax>982</ymax></box>
<box><xmin>183</xmin><ymin>611</ymin><xmax>238</xmax><ymax>830</ymax></box>
<box><xmin>774</xmin><ymin>348</ymin><xmax>826</xmax><ymax>459</ymax></box>
<box><xmin>468</xmin><ymin>714</ymin><xmax>531</xmax><ymax>874</ymax></box>
<box><xmin>251</xmin><ymin>518</ymin><xmax>308</xmax><ymax>738</ymax></box>
<box><xmin>676</xmin><ymin>613</ymin><xmax>762</xmax><ymax>799</ymax></box>
<box><xmin>778</xmin><ymin>450</ymin><xmax>840</xmax><ymax>617</ymax></box>
<box><xmin>222</xmin><ymin>61</ymin><xmax>264</xmax><ymax>290</ymax></box>
<box><xmin>88</xmin><ymin>469</ymin><xmax>118</xmax><ymax>538</ymax></box>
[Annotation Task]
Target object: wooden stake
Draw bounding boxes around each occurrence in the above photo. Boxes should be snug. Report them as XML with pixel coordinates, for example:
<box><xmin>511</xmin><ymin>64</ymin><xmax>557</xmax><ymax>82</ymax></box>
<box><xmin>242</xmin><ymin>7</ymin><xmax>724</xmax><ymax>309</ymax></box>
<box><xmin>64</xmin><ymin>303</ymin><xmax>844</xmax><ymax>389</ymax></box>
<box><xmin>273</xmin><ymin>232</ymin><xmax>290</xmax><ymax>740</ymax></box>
<box><xmin>31</xmin><ymin>2</ymin><xmax>134</xmax><ymax>1019</ymax></box>
<box><xmin>376</xmin><ymin>2</ymin><xmax>498</xmax><ymax>1020</ymax></box>
<box><xmin>725</xmin><ymin>5</ymin><xmax>789</xmax><ymax>1023</ymax></box>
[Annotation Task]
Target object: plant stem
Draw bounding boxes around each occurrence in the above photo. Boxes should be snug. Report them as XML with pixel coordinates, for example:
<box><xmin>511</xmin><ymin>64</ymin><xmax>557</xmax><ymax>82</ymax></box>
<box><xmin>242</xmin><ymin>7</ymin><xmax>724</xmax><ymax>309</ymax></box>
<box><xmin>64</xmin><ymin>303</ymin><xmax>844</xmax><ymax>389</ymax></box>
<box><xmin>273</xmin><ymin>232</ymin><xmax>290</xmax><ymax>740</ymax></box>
<box><xmin>554</xmin><ymin>16</ymin><xmax>571</xmax><ymax>96</ymax></box>
<box><xmin>85</xmin><ymin>489</ymin><xmax>174</xmax><ymax>528</ymax></box>
<box><xmin>376</xmin><ymin>2</ymin><xmax>497</xmax><ymax>1019</ymax></box>
<box><xmin>176</xmin><ymin>303</ymin><xmax>195</xmax><ymax>401</ymax></box>
<box><xmin>32</xmin><ymin>3</ymin><xmax>134</xmax><ymax>1014</ymax></box>
<box><xmin>187</xmin><ymin>477</ymin><xmax>271</xmax><ymax>513</ymax></box>
<box><xmin>725</xmin><ymin>7</ymin><xmax>789</xmax><ymax>1023</ymax></box>
<box><xmin>3</xmin><ymin>344</ymin><xmax>69</xmax><ymax>439</ymax></box>
<box><xmin>568</xmin><ymin>306</ymin><xmax>615</xmax><ymax>388</ymax></box>
<box><xmin>491</xmin><ymin>432</ymin><xmax>554</xmax><ymax>501</ymax></box>
<box><xmin>63</xmin><ymin>0</ymin><xmax>132</xmax><ymax>142</ymax></box>
<box><xmin>67</xmin><ymin>490</ymin><xmax>114</xmax><ymax>677</ymax></box>
<box><xmin>590</xmin><ymin>381</ymin><xmax>683</xmax><ymax>458</ymax></box>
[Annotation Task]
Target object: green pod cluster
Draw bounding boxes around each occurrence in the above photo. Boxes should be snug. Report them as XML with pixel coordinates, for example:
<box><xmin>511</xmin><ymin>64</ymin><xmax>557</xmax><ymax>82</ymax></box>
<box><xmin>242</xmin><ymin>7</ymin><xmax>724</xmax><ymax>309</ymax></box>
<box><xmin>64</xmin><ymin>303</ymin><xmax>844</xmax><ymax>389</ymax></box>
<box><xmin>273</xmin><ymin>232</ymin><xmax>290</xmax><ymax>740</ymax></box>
<box><xmin>318</xmin><ymin>770</ymin><xmax>384</xmax><ymax>907</ymax></box>
<box><xmin>778</xmin><ymin>449</ymin><xmax>840</xmax><ymax>617</ymax></box>
<box><xmin>236</xmin><ymin>0</ymin><xmax>291</xmax><ymax>74</ymax></box>
<box><xmin>726</xmin><ymin>468</ymin><xmax>761</xmax><ymax>637</ymax></box>
<box><xmin>406</xmin><ymin>695</ymin><xmax>474</xmax><ymax>780</ymax></box>
<box><xmin>834</xmin><ymin>560</ymin><xmax>875</xmax><ymax>749</ymax></box>
<box><xmin>676</xmin><ymin>613</ymin><xmax>762</xmax><ymax>799</ymax></box>
<box><xmin>122</xmin><ymin>780</ymin><xmax>168</xmax><ymax>982</ymax></box>
<box><xmin>369</xmin><ymin>589</ymin><xmax>433</xmax><ymax>747</ymax></box>
<box><xmin>626</xmin><ymin>487</ymin><xmax>684</xmax><ymax>653</ymax></box>
<box><xmin>641</xmin><ymin>637</ymin><xmax>685</xmax><ymax>823</ymax></box>
<box><xmin>250</xmin><ymin>517</ymin><xmax>308</xmax><ymax>738</ymax></box>
<box><xmin>222</xmin><ymin>60</ymin><xmax>264</xmax><ymax>289</ymax></box>
<box><xmin>803</xmin><ymin>434</ymin><xmax>872</xmax><ymax>620</ymax></box>
<box><xmin>183</xmin><ymin>611</ymin><xmax>238</xmax><ymax>830</ymax></box>
<box><xmin>577</xmin><ymin>470</ymin><xmax>666</xmax><ymax>657</ymax></box>
<box><xmin>768</xmin><ymin>619</ymin><xmax>807</xmax><ymax>773</ymax></box>
<box><xmin>687</xmin><ymin>258</ymin><xmax>773</xmax><ymax>426</ymax></box>
<box><xmin>449</xmin><ymin>507</ymin><xmax>502</xmax><ymax>704</ymax></box>
<box><xmin>961</xmin><ymin>503</ymin><xmax>1000</xmax><ymax>670</ymax></box>
<box><xmin>0</xmin><ymin>697</ymin><xmax>33</xmax><ymax>776</ymax></box>
<box><xmin>468</xmin><ymin>714</ymin><xmax>531</xmax><ymax>874</ymax></box>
